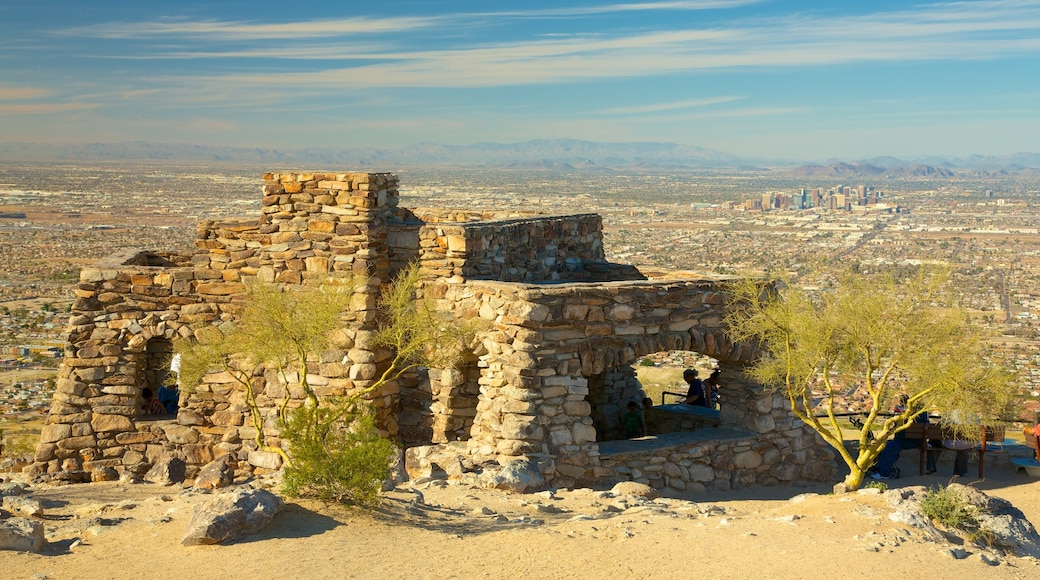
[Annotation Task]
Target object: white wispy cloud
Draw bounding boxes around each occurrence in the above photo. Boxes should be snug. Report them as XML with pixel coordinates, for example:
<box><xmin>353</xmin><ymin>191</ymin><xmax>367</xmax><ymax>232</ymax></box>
<box><xmin>49</xmin><ymin>1</ymin><xmax>1040</xmax><ymax>94</ymax></box>
<box><xmin>598</xmin><ymin>97</ymin><xmax>744</xmax><ymax>114</ymax></box>
<box><xmin>477</xmin><ymin>1</ymin><xmax>763</xmax><ymax>18</ymax></box>
<box><xmin>59</xmin><ymin>16</ymin><xmax>439</xmax><ymax>40</ymax></box>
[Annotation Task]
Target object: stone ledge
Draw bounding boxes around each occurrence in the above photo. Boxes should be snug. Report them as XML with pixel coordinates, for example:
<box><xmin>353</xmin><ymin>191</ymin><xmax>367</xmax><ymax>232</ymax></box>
<box><xmin>597</xmin><ymin>427</ymin><xmax>754</xmax><ymax>457</ymax></box>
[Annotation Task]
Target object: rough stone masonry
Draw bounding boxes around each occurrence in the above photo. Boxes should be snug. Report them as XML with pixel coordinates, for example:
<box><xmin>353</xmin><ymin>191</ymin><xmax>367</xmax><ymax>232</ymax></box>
<box><xmin>32</xmin><ymin>171</ymin><xmax>836</xmax><ymax>493</ymax></box>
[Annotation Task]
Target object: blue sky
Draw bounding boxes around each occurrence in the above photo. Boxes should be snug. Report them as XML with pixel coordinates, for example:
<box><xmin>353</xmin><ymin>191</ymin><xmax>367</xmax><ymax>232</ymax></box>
<box><xmin>2</xmin><ymin>0</ymin><xmax>1039</xmax><ymax>161</ymax></box>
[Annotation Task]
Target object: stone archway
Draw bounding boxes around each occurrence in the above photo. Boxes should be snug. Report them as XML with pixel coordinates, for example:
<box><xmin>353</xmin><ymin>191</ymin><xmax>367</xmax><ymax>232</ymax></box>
<box><xmin>135</xmin><ymin>336</ymin><xmax>177</xmax><ymax>418</ymax></box>
<box><xmin>586</xmin><ymin>365</ymin><xmax>644</xmax><ymax>441</ymax></box>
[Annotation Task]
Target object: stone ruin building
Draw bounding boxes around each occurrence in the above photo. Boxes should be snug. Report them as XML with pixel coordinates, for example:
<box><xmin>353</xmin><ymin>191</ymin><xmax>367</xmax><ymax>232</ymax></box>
<box><xmin>32</xmin><ymin>171</ymin><xmax>836</xmax><ymax>493</ymax></box>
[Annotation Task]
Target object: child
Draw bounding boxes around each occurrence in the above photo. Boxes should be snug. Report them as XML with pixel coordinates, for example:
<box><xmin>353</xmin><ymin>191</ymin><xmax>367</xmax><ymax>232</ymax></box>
<box><xmin>622</xmin><ymin>401</ymin><xmax>646</xmax><ymax>439</ymax></box>
<box><xmin>141</xmin><ymin>387</ymin><xmax>166</xmax><ymax>416</ymax></box>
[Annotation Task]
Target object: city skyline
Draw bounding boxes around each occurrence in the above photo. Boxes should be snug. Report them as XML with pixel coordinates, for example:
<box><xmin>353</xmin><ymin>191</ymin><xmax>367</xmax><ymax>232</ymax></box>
<box><xmin>2</xmin><ymin>1</ymin><xmax>1039</xmax><ymax>161</ymax></box>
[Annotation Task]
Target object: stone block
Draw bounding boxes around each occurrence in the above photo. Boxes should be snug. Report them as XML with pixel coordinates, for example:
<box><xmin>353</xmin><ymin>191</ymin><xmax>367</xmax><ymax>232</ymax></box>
<box><xmin>549</xmin><ymin>427</ymin><xmax>573</xmax><ymax>446</ymax></box>
<box><xmin>733</xmin><ymin>450</ymin><xmax>763</xmax><ymax>469</ymax></box>
<box><xmin>57</xmin><ymin>435</ymin><xmax>97</xmax><ymax>450</ymax></box>
<box><xmin>195</xmin><ymin>281</ymin><xmax>246</xmax><ymax>296</ymax></box>
<box><xmin>571</xmin><ymin>423</ymin><xmax>597</xmax><ymax>444</ymax></box>
<box><xmin>163</xmin><ymin>424</ymin><xmax>201</xmax><ymax>444</ymax></box>
<box><xmin>688</xmin><ymin>463</ymin><xmax>715</xmax><ymax>482</ymax></box>
<box><xmin>115</xmin><ymin>431</ymin><xmax>155</xmax><ymax>445</ymax></box>
<box><xmin>563</xmin><ymin>401</ymin><xmax>591</xmax><ymax>417</ymax></box>
<box><xmin>91</xmin><ymin>414</ymin><xmax>134</xmax><ymax>433</ymax></box>
<box><xmin>211</xmin><ymin>410</ymin><xmax>244</xmax><ymax>427</ymax></box>
<box><xmin>39</xmin><ymin>424</ymin><xmax>72</xmax><ymax>443</ymax></box>
<box><xmin>183</xmin><ymin>444</ymin><xmax>215</xmax><ymax>466</ymax></box>
<box><xmin>247</xmin><ymin>450</ymin><xmax>283</xmax><ymax>470</ymax></box>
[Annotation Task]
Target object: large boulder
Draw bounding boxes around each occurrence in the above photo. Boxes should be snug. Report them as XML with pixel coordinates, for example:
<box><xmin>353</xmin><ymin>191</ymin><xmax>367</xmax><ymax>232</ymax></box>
<box><xmin>0</xmin><ymin>517</ymin><xmax>46</xmax><ymax>552</ymax></box>
<box><xmin>181</xmin><ymin>487</ymin><xmax>284</xmax><ymax>546</ymax></box>
<box><xmin>886</xmin><ymin>484</ymin><xmax>1040</xmax><ymax>559</ymax></box>
<box><xmin>486</xmin><ymin>458</ymin><xmax>546</xmax><ymax>493</ymax></box>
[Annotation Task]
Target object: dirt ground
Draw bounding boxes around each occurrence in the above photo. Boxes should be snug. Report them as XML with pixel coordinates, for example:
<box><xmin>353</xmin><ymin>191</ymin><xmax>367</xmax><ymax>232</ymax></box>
<box><xmin>3</xmin><ymin>447</ymin><xmax>1040</xmax><ymax>580</ymax></box>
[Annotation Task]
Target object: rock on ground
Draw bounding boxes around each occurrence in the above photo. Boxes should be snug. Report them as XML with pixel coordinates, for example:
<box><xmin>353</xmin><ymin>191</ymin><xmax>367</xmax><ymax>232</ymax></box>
<box><xmin>0</xmin><ymin>517</ymin><xmax>46</xmax><ymax>552</ymax></box>
<box><xmin>487</xmin><ymin>459</ymin><xmax>546</xmax><ymax>493</ymax></box>
<box><xmin>194</xmin><ymin>456</ymin><xmax>235</xmax><ymax>490</ymax></box>
<box><xmin>181</xmin><ymin>487</ymin><xmax>284</xmax><ymax>546</ymax></box>
<box><xmin>144</xmin><ymin>455</ymin><xmax>187</xmax><ymax>486</ymax></box>
<box><xmin>610</xmin><ymin>481</ymin><xmax>659</xmax><ymax>500</ymax></box>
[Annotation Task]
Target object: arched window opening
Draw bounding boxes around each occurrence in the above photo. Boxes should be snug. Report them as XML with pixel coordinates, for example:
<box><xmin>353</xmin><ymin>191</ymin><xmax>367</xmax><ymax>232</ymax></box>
<box><xmin>587</xmin><ymin>350</ymin><xmax>722</xmax><ymax>442</ymax></box>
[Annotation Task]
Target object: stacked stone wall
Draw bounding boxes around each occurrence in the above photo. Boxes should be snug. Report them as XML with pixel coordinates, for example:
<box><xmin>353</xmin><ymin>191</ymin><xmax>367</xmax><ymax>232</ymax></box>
<box><xmin>597</xmin><ymin>419</ymin><xmax>837</xmax><ymax>494</ymax></box>
<box><xmin>417</xmin><ymin>214</ymin><xmax>609</xmax><ymax>282</ymax></box>
<box><xmin>406</xmin><ymin>208</ymin><xmax>543</xmax><ymax>224</ymax></box>
<box><xmin>423</xmin><ymin>278</ymin><xmax>748</xmax><ymax>486</ymax></box>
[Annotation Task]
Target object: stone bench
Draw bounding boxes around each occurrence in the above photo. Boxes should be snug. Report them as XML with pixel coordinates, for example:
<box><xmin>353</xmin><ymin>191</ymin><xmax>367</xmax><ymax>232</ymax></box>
<box><xmin>1011</xmin><ymin>433</ymin><xmax>1040</xmax><ymax>477</ymax></box>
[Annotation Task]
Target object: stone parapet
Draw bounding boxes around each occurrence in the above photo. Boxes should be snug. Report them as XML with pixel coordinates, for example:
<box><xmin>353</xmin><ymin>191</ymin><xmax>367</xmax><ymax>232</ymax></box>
<box><xmin>416</xmin><ymin>214</ymin><xmax>618</xmax><ymax>283</ymax></box>
<box><xmin>597</xmin><ymin>428</ymin><xmax>837</xmax><ymax>493</ymax></box>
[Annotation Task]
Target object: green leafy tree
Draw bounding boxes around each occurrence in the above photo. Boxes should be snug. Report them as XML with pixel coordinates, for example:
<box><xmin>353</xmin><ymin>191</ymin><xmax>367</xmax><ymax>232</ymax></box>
<box><xmin>177</xmin><ymin>263</ymin><xmax>477</xmax><ymax>503</ymax></box>
<box><xmin>725</xmin><ymin>268</ymin><xmax>1017</xmax><ymax>492</ymax></box>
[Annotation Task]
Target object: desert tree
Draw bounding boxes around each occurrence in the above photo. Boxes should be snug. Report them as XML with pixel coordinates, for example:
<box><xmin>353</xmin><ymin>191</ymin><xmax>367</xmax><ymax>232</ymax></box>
<box><xmin>724</xmin><ymin>267</ymin><xmax>1016</xmax><ymax>492</ymax></box>
<box><xmin>176</xmin><ymin>263</ymin><xmax>479</xmax><ymax>503</ymax></box>
<box><xmin>173</xmin><ymin>277</ymin><xmax>355</xmax><ymax>467</ymax></box>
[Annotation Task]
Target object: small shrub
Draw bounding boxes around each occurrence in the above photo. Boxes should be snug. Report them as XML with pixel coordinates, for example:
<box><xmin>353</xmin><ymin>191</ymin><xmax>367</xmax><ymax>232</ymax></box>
<box><xmin>639</xmin><ymin>357</ymin><xmax>656</xmax><ymax>367</ymax></box>
<box><xmin>863</xmin><ymin>480</ymin><xmax>888</xmax><ymax>491</ymax></box>
<box><xmin>281</xmin><ymin>401</ymin><xmax>397</xmax><ymax>505</ymax></box>
<box><xmin>919</xmin><ymin>486</ymin><xmax>981</xmax><ymax>531</ymax></box>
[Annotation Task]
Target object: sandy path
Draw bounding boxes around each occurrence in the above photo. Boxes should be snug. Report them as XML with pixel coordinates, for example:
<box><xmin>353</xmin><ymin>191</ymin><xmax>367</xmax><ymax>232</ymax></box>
<box><xmin>4</xmin><ymin>452</ymin><xmax>1040</xmax><ymax>580</ymax></box>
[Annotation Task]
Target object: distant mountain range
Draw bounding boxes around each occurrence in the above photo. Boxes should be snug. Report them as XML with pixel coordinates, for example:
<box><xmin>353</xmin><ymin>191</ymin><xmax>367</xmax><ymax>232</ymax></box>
<box><xmin>0</xmin><ymin>139</ymin><xmax>1038</xmax><ymax>175</ymax></box>
<box><xmin>782</xmin><ymin>162</ymin><xmax>956</xmax><ymax>179</ymax></box>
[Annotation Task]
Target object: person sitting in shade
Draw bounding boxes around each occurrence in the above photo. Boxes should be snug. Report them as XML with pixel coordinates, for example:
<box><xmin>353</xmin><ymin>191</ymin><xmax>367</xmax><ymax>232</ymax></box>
<box><xmin>872</xmin><ymin>395</ymin><xmax>937</xmax><ymax>480</ymax></box>
<box><xmin>158</xmin><ymin>380</ymin><xmax>179</xmax><ymax>414</ymax></box>
<box><xmin>622</xmin><ymin>401</ymin><xmax>647</xmax><ymax>439</ymax></box>
<box><xmin>141</xmin><ymin>387</ymin><xmax>167</xmax><ymax>416</ymax></box>
<box><xmin>641</xmin><ymin>397</ymin><xmax>656</xmax><ymax>435</ymax></box>
<box><xmin>942</xmin><ymin>409</ymin><xmax>979</xmax><ymax>477</ymax></box>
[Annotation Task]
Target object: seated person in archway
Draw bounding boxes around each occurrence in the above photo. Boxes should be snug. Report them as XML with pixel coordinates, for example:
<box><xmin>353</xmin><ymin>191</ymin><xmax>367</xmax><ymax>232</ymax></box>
<box><xmin>683</xmin><ymin>368</ymin><xmax>708</xmax><ymax>407</ymax></box>
<box><xmin>141</xmin><ymin>387</ymin><xmax>167</xmax><ymax>416</ymax></box>
<box><xmin>622</xmin><ymin>401</ymin><xmax>647</xmax><ymax>438</ymax></box>
<box><xmin>158</xmin><ymin>373</ymin><xmax>179</xmax><ymax>415</ymax></box>
<box><xmin>704</xmin><ymin>368</ymin><xmax>721</xmax><ymax>410</ymax></box>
